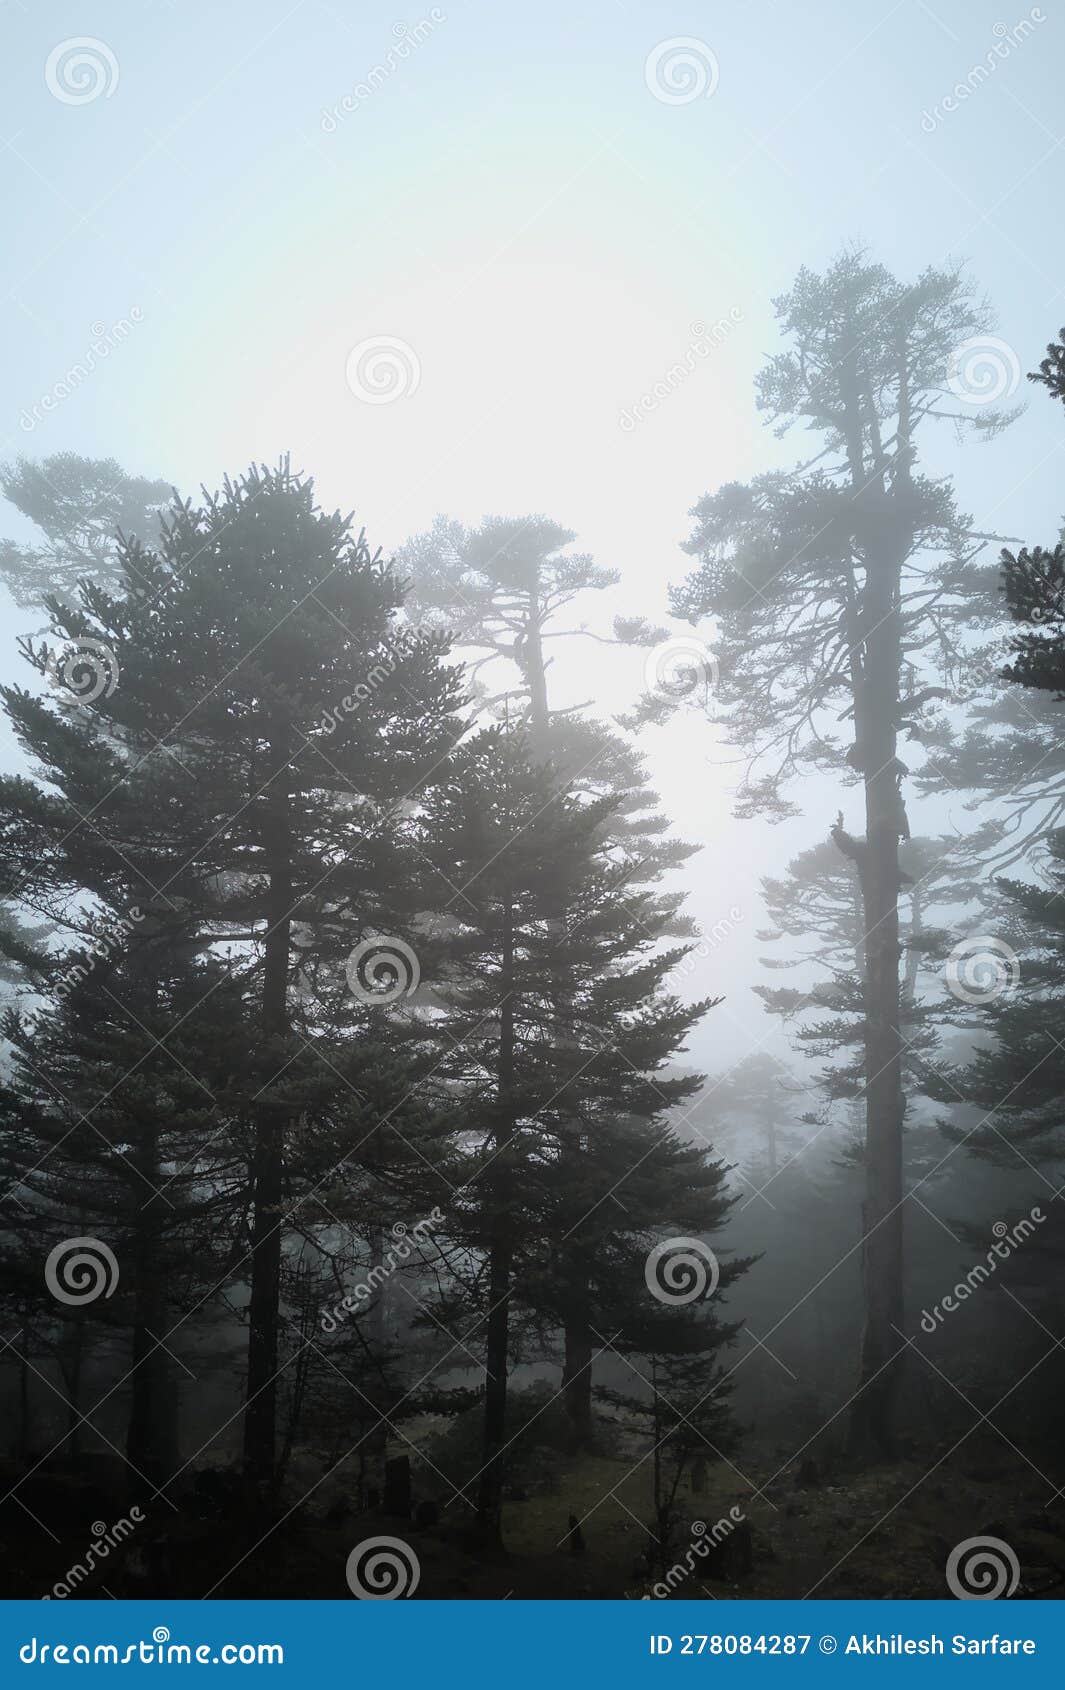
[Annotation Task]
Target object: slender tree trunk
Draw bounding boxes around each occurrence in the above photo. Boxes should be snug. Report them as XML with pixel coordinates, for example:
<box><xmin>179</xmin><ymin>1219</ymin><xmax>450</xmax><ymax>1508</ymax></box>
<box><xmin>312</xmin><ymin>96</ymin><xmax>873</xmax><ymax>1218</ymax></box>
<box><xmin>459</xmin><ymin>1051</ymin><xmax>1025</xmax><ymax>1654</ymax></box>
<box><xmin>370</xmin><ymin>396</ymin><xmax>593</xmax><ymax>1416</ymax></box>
<box><xmin>520</xmin><ymin>602</ymin><xmax>596</xmax><ymax>1444</ymax></box>
<box><xmin>244</xmin><ymin>738</ymin><xmax>292</xmax><ymax>1494</ymax></box>
<box><xmin>17</xmin><ymin>1318</ymin><xmax>30</xmax><ymax>1464</ymax></box>
<box><xmin>651</xmin><ymin>1358</ymin><xmax>664</xmax><ymax>1571</ymax></box>
<box><xmin>367</xmin><ymin>1221</ymin><xmax>389</xmax><ymax>1490</ymax></box>
<box><xmin>477</xmin><ymin>898</ymin><xmax>515</xmax><ymax>1538</ymax></box>
<box><xmin>850</xmin><ymin>556</ymin><xmax>905</xmax><ymax>1456</ymax></box>
<box><xmin>561</xmin><ymin>1319</ymin><xmax>594</xmax><ymax>1444</ymax></box>
<box><xmin>763</xmin><ymin>1099</ymin><xmax>778</xmax><ymax>1180</ymax></box>
<box><xmin>62</xmin><ymin>1319</ymin><xmax>85</xmax><ymax>1461</ymax></box>
<box><xmin>126</xmin><ymin>1120</ymin><xmax>170</xmax><ymax>1491</ymax></box>
<box><xmin>521</xmin><ymin>596</ymin><xmax>551</xmax><ymax>746</ymax></box>
<box><xmin>839</xmin><ymin>345</ymin><xmax>910</xmax><ymax>1458</ymax></box>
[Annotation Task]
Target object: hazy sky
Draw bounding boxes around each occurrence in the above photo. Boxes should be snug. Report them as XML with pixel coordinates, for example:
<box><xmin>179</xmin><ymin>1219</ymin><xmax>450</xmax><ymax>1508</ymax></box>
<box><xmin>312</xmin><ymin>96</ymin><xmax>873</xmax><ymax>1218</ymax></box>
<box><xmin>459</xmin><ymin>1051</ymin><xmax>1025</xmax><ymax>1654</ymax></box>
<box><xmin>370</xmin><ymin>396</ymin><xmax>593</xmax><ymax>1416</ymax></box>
<box><xmin>2</xmin><ymin>0</ymin><xmax>1064</xmax><ymax>1074</ymax></box>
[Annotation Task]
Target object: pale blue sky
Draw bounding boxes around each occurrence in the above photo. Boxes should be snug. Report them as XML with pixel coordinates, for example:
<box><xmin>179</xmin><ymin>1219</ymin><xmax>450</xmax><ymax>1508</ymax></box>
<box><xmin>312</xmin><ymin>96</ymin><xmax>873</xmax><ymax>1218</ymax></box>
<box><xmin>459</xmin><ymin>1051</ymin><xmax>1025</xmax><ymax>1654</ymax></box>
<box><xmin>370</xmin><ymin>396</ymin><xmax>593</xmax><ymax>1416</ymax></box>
<box><xmin>2</xmin><ymin>0</ymin><xmax>1063</xmax><ymax>1069</ymax></box>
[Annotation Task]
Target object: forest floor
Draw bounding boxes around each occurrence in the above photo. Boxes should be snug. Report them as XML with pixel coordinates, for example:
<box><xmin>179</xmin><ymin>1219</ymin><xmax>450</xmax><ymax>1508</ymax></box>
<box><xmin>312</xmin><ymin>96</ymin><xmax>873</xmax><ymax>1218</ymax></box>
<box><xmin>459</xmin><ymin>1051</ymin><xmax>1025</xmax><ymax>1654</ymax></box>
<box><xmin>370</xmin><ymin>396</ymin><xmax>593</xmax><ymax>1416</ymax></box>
<box><xmin>402</xmin><ymin>1436</ymin><xmax>1065</xmax><ymax>1600</ymax></box>
<box><xmin>5</xmin><ymin>1433</ymin><xmax>1064</xmax><ymax>1599</ymax></box>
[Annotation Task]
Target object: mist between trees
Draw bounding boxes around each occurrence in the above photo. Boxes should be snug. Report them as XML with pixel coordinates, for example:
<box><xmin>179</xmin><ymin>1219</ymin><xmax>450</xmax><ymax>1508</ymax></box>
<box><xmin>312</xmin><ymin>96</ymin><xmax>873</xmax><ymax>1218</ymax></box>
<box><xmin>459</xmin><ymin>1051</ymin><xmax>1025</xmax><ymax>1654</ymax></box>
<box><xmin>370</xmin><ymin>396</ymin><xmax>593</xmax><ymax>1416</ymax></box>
<box><xmin>1</xmin><ymin>253</ymin><xmax>1065</xmax><ymax>1602</ymax></box>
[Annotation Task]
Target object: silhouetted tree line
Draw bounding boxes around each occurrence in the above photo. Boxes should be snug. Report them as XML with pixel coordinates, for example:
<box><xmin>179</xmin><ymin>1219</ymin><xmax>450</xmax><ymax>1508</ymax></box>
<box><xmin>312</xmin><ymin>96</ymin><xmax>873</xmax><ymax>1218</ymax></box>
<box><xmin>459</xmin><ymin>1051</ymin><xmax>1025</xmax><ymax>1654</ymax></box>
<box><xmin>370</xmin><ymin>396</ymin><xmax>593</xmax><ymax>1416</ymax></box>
<box><xmin>1</xmin><ymin>259</ymin><xmax>1064</xmax><ymax>1589</ymax></box>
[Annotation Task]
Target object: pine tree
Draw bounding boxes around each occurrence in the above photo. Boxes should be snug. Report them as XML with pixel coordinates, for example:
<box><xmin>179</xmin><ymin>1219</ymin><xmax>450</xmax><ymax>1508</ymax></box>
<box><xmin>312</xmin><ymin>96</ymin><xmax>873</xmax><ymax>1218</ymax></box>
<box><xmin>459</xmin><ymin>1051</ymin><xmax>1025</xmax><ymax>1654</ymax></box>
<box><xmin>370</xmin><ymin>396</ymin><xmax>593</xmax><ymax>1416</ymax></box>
<box><xmin>0</xmin><ymin>927</ymin><xmax>248</xmax><ymax>1492</ymax></box>
<box><xmin>668</xmin><ymin>252</ymin><xmax>1017</xmax><ymax>1455</ymax></box>
<box><xmin>412</xmin><ymin>727</ymin><xmax>739</xmax><ymax>1535</ymax></box>
<box><xmin>755</xmin><ymin>832</ymin><xmax>994</xmax><ymax>1105</ymax></box>
<box><xmin>396</xmin><ymin>513</ymin><xmax>667</xmax><ymax>734</ymax></box>
<box><xmin>398</xmin><ymin>513</ymin><xmax>687</xmax><ymax>1437</ymax></box>
<box><xmin>0</xmin><ymin>454</ymin><xmax>171</xmax><ymax>611</ymax></box>
<box><xmin>3</xmin><ymin>459</ymin><xmax>466</xmax><ymax>1496</ymax></box>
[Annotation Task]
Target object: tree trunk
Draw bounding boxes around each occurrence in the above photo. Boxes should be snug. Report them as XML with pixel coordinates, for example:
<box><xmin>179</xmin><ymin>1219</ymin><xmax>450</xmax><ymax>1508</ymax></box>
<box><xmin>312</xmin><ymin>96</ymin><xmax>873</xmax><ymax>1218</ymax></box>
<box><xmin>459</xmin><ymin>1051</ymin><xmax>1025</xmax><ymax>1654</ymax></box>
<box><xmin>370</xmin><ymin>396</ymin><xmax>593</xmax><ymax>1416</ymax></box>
<box><xmin>849</xmin><ymin>552</ymin><xmax>905</xmax><ymax>1456</ymax></box>
<box><xmin>561</xmin><ymin>1320</ymin><xmax>594</xmax><ymax>1444</ymax></box>
<box><xmin>17</xmin><ymin>1318</ymin><xmax>30</xmax><ymax>1464</ymax></box>
<box><xmin>243</xmin><ymin>739</ymin><xmax>292</xmax><ymax>1495</ymax></box>
<box><xmin>126</xmin><ymin>1120</ymin><xmax>170</xmax><ymax>1492</ymax></box>
<box><xmin>848</xmin><ymin>530</ymin><xmax>908</xmax><ymax>1456</ymax></box>
<box><xmin>520</xmin><ymin>602</ymin><xmax>596</xmax><ymax>1443</ymax></box>
<box><xmin>477</xmin><ymin>899</ymin><xmax>515</xmax><ymax>1538</ymax></box>
<box><xmin>840</xmin><ymin>344</ymin><xmax>909</xmax><ymax>1458</ymax></box>
<box><xmin>60</xmin><ymin>1318</ymin><xmax>85</xmax><ymax>1461</ymax></box>
<box><xmin>763</xmin><ymin>1099</ymin><xmax>778</xmax><ymax>1180</ymax></box>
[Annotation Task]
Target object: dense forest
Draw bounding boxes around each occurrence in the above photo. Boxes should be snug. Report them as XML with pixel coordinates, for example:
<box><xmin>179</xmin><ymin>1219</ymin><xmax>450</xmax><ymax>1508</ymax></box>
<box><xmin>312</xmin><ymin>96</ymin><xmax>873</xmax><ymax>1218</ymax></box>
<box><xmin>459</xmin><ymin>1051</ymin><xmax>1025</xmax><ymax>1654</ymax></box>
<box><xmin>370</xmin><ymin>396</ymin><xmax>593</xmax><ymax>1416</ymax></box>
<box><xmin>1</xmin><ymin>254</ymin><xmax>1064</xmax><ymax>1603</ymax></box>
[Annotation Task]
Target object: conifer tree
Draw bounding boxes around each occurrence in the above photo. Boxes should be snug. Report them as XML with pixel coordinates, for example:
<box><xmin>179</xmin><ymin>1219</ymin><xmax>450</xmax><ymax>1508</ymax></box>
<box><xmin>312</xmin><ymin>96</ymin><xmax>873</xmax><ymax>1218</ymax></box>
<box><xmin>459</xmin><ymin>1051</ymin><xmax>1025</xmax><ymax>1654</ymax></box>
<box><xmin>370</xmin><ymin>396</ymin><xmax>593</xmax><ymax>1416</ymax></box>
<box><xmin>668</xmin><ymin>253</ymin><xmax>1017</xmax><ymax>1453</ymax></box>
<box><xmin>0</xmin><ymin>454</ymin><xmax>171</xmax><ymax>610</ymax></box>
<box><xmin>412</xmin><ymin>727</ymin><xmax>740</xmax><ymax>1533</ymax></box>
<box><xmin>2</xmin><ymin>459</ymin><xmax>465</xmax><ymax>1494</ymax></box>
<box><xmin>398</xmin><ymin>514</ymin><xmax>694</xmax><ymax>1437</ymax></box>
